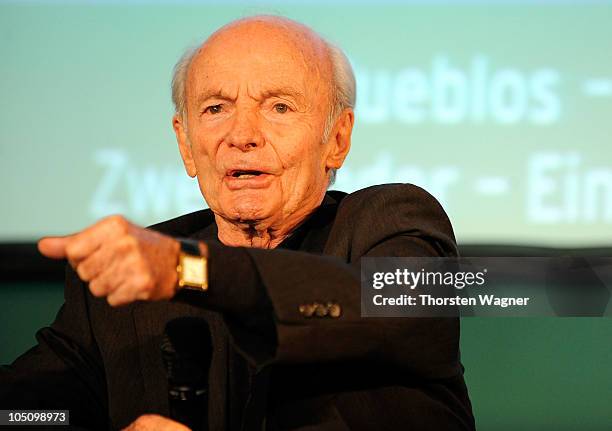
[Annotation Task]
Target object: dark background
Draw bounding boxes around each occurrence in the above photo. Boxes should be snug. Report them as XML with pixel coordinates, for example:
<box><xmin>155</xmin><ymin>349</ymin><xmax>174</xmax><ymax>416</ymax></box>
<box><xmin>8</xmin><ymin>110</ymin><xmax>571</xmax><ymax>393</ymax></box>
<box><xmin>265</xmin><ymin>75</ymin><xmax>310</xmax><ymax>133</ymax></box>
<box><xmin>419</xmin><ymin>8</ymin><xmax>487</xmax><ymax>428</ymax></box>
<box><xmin>1</xmin><ymin>244</ymin><xmax>610</xmax><ymax>430</ymax></box>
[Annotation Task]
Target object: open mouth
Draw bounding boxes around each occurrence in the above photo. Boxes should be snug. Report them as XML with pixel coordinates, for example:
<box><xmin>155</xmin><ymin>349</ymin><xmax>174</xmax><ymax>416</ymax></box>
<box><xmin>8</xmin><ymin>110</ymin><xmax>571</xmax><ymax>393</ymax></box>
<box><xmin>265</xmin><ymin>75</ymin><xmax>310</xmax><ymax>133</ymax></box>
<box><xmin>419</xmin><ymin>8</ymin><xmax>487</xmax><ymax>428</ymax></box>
<box><xmin>227</xmin><ymin>169</ymin><xmax>266</xmax><ymax>179</ymax></box>
<box><xmin>224</xmin><ymin>168</ymin><xmax>274</xmax><ymax>189</ymax></box>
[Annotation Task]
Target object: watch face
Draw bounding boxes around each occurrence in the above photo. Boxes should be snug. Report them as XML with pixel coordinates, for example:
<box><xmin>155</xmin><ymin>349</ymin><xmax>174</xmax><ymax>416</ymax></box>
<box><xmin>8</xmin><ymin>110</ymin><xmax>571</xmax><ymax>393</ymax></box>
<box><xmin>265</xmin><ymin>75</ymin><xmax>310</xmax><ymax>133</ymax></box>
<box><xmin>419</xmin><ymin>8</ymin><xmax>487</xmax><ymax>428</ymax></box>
<box><xmin>179</xmin><ymin>254</ymin><xmax>208</xmax><ymax>289</ymax></box>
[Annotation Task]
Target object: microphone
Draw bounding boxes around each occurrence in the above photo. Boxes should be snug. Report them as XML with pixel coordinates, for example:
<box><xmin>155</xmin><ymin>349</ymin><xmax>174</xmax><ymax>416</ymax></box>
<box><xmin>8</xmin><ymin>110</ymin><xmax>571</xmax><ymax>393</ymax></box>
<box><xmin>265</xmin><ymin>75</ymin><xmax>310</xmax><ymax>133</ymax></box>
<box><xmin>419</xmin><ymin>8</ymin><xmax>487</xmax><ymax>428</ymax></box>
<box><xmin>161</xmin><ymin>317</ymin><xmax>213</xmax><ymax>431</ymax></box>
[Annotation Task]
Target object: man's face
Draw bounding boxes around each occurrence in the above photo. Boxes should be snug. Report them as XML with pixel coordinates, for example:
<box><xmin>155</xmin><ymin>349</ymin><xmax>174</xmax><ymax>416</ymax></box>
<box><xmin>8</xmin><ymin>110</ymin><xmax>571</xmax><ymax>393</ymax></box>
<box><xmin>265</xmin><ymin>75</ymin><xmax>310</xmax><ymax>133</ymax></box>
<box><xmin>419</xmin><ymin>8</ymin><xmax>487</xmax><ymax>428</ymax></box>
<box><xmin>174</xmin><ymin>22</ymin><xmax>350</xmax><ymax>229</ymax></box>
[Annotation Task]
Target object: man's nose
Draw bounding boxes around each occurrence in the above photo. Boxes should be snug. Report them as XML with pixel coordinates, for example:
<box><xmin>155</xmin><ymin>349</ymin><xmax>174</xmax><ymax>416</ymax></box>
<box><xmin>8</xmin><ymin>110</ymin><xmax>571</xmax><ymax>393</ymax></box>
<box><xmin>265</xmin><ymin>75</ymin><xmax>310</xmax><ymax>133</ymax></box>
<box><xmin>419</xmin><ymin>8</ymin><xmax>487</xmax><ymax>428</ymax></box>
<box><xmin>225</xmin><ymin>109</ymin><xmax>264</xmax><ymax>151</ymax></box>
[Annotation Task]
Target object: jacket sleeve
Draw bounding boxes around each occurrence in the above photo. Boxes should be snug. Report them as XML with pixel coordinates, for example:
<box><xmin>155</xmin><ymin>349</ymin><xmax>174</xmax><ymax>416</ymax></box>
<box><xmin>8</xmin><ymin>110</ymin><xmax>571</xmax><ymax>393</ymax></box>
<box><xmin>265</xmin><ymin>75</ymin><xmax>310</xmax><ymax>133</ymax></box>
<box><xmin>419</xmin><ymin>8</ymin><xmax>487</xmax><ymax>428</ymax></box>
<box><xmin>176</xmin><ymin>184</ymin><xmax>461</xmax><ymax>380</ymax></box>
<box><xmin>0</xmin><ymin>266</ymin><xmax>110</xmax><ymax>430</ymax></box>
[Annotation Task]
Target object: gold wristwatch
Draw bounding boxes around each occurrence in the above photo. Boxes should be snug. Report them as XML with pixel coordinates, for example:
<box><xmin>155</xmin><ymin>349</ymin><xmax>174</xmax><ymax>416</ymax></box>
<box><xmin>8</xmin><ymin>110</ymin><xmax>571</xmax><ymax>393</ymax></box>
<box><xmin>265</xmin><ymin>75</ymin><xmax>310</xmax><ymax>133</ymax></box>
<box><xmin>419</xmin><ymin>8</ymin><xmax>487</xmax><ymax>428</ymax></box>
<box><xmin>176</xmin><ymin>239</ymin><xmax>208</xmax><ymax>291</ymax></box>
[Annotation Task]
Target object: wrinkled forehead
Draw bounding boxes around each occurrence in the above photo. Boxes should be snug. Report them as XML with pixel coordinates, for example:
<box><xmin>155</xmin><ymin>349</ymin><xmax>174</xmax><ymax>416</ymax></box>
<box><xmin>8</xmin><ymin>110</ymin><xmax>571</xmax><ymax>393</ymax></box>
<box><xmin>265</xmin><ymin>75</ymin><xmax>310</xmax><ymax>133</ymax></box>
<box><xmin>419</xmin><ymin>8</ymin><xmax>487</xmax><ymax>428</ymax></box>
<box><xmin>186</xmin><ymin>19</ymin><xmax>333</xmax><ymax>105</ymax></box>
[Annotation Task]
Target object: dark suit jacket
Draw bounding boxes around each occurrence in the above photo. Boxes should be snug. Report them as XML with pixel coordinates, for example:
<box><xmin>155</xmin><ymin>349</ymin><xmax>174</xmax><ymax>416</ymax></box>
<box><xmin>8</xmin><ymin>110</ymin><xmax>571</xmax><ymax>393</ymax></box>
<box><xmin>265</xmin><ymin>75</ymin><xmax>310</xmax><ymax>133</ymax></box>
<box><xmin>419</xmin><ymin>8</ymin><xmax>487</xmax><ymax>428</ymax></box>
<box><xmin>1</xmin><ymin>184</ymin><xmax>475</xmax><ymax>431</ymax></box>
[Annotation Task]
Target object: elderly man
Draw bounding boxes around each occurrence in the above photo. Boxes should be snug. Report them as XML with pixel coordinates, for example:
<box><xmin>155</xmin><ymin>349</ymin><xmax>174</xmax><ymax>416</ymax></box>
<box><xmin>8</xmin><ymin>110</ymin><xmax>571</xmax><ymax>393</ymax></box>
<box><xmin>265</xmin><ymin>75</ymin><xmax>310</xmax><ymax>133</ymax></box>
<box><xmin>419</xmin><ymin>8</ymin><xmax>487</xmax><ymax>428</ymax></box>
<box><xmin>1</xmin><ymin>16</ymin><xmax>474</xmax><ymax>431</ymax></box>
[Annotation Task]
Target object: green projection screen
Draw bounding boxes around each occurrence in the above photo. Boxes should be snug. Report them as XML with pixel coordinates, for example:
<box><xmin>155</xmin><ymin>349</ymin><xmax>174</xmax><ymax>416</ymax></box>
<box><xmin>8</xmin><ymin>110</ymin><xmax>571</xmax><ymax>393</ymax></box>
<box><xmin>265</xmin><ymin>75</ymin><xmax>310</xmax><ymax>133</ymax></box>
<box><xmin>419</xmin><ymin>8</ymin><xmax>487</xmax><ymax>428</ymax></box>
<box><xmin>1</xmin><ymin>1</ymin><xmax>611</xmax><ymax>246</ymax></box>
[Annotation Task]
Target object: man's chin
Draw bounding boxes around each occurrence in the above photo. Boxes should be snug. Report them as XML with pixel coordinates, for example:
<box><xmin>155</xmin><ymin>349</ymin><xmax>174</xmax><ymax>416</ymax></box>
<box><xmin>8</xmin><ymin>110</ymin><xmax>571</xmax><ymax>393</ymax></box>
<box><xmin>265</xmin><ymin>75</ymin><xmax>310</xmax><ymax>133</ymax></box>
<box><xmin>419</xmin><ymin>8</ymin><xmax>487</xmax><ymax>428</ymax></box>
<box><xmin>222</xmin><ymin>192</ymin><xmax>279</xmax><ymax>225</ymax></box>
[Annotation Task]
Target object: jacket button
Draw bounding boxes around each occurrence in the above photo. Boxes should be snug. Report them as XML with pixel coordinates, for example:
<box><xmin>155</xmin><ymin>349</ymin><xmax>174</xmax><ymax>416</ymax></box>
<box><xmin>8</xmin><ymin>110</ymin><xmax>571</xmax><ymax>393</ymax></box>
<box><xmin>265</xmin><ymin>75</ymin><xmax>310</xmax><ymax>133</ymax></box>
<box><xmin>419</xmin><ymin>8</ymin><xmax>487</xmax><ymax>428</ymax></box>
<box><xmin>328</xmin><ymin>303</ymin><xmax>342</xmax><ymax>318</ymax></box>
<box><xmin>314</xmin><ymin>302</ymin><xmax>328</xmax><ymax>317</ymax></box>
<box><xmin>299</xmin><ymin>303</ymin><xmax>316</xmax><ymax>317</ymax></box>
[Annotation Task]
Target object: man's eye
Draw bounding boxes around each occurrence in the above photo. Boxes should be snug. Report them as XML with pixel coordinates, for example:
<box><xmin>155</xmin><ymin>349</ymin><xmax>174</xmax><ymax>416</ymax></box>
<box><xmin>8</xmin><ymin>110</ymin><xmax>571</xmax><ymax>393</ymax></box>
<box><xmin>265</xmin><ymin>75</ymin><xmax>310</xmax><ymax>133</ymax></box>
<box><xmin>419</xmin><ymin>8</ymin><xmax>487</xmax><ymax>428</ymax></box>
<box><xmin>205</xmin><ymin>104</ymin><xmax>223</xmax><ymax>114</ymax></box>
<box><xmin>274</xmin><ymin>103</ymin><xmax>289</xmax><ymax>114</ymax></box>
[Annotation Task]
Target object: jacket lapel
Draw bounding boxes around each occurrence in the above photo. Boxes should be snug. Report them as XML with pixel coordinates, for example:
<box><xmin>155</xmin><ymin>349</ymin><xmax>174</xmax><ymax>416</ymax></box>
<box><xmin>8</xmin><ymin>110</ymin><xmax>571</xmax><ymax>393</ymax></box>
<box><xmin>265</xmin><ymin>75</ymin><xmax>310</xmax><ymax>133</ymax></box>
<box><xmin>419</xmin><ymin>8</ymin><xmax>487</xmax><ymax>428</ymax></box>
<box><xmin>132</xmin><ymin>215</ymin><xmax>228</xmax><ymax>428</ymax></box>
<box><xmin>132</xmin><ymin>301</ymin><xmax>172</xmax><ymax>415</ymax></box>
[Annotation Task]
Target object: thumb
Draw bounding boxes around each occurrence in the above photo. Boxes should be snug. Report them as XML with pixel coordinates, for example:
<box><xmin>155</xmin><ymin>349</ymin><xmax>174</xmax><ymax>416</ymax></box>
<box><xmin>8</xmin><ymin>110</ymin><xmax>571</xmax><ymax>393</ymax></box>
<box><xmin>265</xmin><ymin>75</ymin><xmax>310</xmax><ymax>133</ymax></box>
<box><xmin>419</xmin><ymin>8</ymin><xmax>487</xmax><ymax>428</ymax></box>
<box><xmin>38</xmin><ymin>236</ymin><xmax>70</xmax><ymax>259</ymax></box>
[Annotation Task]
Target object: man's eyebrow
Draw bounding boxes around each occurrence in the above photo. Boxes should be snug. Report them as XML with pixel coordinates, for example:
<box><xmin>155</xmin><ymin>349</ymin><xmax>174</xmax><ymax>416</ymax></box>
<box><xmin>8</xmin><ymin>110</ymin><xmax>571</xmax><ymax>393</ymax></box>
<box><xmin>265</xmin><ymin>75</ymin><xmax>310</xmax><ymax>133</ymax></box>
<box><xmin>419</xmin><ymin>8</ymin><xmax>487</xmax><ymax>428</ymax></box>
<box><xmin>194</xmin><ymin>90</ymin><xmax>234</xmax><ymax>107</ymax></box>
<box><xmin>194</xmin><ymin>87</ymin><xmax>307</xmax><ymax>106</ymax></box>
<box><xmin>260</xmin><ymin>87</ymin><xmax>306</xmax><ymax>101</ymax></box>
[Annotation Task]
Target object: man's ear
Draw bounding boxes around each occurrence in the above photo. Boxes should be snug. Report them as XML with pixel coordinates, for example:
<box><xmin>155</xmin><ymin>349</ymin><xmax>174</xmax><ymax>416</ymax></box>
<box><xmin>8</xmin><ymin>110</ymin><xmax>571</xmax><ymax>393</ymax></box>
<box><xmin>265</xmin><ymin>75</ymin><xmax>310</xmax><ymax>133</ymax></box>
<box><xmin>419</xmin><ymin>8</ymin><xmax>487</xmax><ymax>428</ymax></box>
<box><xmin>325</xmin><ymin>108</ymin><xmax>354</xmax><ymax>170</ymax></box>
<box><xmin>173</xmin><ymin>114</ymin><xmax>197</xmax><ymax>178</ymax></box>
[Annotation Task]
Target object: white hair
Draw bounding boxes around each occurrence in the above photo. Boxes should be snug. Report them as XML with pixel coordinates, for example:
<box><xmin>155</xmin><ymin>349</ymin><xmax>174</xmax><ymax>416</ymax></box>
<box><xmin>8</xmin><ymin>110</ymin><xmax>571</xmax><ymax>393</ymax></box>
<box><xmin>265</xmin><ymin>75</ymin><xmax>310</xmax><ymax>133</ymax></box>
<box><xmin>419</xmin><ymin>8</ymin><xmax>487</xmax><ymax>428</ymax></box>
<box><xmin>170</xmin><ymin>19</ymin><xmax>356</xmax><ymax>186</ymax></box>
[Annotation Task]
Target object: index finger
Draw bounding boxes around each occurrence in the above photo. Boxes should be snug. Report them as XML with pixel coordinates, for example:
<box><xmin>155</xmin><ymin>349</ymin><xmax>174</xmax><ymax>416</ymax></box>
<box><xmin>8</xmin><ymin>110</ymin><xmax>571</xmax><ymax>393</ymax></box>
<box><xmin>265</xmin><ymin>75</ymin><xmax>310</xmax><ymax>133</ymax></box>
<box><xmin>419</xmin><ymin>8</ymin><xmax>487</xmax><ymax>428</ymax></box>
<box><xmin>53</xmin><ymin>215</ymin><xmax>130</xmax><ymax>264</ymax></box>
<box><xmin>38</xmin><ymin>236</ymin><xmax>71</xmax><ymax>259</ymax></box>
